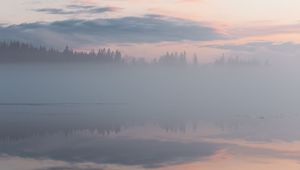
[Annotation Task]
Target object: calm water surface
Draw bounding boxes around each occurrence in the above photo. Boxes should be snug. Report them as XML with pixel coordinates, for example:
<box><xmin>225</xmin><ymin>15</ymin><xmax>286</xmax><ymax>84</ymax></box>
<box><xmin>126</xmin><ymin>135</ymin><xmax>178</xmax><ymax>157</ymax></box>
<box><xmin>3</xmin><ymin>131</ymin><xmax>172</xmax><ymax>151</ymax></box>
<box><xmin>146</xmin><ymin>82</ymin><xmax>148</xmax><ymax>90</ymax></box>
<box><xmin>1</xmin><ymin>104</ymin><xmax>300</xmax><ymax>170</ymax></box>
<box><xmin>1</xmin><ymin>64</ymin><xmax>300</xmax><ymax>170</ymax></box>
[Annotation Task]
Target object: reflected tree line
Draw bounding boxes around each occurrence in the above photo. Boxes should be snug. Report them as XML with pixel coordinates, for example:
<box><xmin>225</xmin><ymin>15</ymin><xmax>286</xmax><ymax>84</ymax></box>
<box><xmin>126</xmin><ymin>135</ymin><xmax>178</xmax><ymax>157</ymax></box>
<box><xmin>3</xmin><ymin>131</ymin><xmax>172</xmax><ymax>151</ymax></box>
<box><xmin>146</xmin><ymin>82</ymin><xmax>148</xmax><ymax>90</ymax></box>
<box><xmin>0</xmin><ymin>41</ymin><xmax>263</xmax><ymax>66</ymax></box>
<box><xmin>0</xmin><ymin>121</ymin><xmax>192</xmax><ymax>143</ymax></box>
<box><xmin>0</xmin><ymin>110</ymin><xmax>199</xmax><ymax>142</ymax></box>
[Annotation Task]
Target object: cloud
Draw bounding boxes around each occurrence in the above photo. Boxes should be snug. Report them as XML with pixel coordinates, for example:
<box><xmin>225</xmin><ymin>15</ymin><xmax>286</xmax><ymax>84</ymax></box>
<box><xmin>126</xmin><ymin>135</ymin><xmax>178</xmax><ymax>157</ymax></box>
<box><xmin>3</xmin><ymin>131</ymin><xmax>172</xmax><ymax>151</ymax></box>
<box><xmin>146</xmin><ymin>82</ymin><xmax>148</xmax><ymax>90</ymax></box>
<box><xmin>228</xmin><ymin>23</ymin><xmax>300</xmax><ymax>38</ymax></box>
<box><xmin>66</xmin><ymin>4</ymin><xmax>96</xmax><ymax>9</ymax></box>
<box><xmin>34</xmin><ymin>8</ymin><xmax>75</xmax><ymax>15</ymax></box>
<box><xmin>207</xmin><ymin>41</ymin><xmax>300</xmax><ymax>52</ymax></box>
<box><xmin>0</xmin><ymin>15</ymin><xmax>223</xmax><ymax>47</ymax></box>
<box><xmin>33</xmin><ymin>5</ymin><xmax>119</xmax><ymax>15</ymax></box>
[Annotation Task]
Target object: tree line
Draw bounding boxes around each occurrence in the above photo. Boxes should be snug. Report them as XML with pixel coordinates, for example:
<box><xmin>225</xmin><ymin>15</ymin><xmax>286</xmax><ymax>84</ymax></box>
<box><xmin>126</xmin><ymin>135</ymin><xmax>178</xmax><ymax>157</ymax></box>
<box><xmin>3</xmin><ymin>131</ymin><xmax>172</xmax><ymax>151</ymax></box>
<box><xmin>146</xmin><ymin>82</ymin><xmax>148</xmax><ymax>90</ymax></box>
<box><xmin>0</xmin><ymin>41</ymin><xmax>262</xmax><ymax>66</ymax></box>
<box><xmin>0</xmin><ymin>41</ymin><xmax>123</xmax><ymax>63</ymax></box>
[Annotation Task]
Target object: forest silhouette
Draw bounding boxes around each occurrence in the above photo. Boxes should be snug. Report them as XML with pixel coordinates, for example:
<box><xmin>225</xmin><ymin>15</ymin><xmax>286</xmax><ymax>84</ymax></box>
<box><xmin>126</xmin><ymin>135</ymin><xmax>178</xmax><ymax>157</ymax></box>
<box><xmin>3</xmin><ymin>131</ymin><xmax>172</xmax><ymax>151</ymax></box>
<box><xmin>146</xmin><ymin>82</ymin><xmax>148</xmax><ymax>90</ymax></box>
<box><xmin>0</xmin><ymin>41</ymin><xmax>260</xmax><ymax>66</ymax></box>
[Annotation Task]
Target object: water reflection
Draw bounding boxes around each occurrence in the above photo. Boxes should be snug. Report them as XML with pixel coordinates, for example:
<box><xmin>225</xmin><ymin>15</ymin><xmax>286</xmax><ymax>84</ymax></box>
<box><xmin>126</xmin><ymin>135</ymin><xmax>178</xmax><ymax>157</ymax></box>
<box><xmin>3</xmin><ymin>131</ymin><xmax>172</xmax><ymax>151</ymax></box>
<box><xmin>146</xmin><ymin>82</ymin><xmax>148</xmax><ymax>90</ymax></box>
<box><xmin>1</xmin><ymin>103</ymin><xmax>300</xmax><ymax>170</ymax></box>
<box><xmin>1</xmin><ymin>133</ymin><xmax>219</xmax><ymax>168</ymax></box>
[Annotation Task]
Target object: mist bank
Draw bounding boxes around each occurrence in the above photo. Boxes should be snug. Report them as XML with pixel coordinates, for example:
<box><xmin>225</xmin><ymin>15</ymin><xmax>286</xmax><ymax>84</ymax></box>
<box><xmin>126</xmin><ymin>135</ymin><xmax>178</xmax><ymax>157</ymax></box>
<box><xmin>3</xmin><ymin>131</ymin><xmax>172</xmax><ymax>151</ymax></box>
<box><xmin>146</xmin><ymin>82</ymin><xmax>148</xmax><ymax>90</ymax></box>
<box><xmin>1</xmin><ymin>41</ymin><xmax>299</xmax><ymax>117</ymax></box>
<box><xmin>1</xmin><ymin>62</ymin><xmax>300</xmax><ymax>142</ymax></box>
<box><xmin>0</xmin><ymin>62</ymin><xmax>298</xmax><ymax>116</ymax></box>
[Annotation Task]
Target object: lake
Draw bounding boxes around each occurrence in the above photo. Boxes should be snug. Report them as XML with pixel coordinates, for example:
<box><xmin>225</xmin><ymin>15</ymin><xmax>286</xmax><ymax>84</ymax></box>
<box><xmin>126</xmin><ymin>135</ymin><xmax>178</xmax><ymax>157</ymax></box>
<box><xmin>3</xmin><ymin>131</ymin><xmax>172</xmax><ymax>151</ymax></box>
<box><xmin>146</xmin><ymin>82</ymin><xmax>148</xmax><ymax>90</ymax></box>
<box><xmin>1</xmin><ymin>64</ymin><xmax>300</xmax><ymax>170</ymax></box>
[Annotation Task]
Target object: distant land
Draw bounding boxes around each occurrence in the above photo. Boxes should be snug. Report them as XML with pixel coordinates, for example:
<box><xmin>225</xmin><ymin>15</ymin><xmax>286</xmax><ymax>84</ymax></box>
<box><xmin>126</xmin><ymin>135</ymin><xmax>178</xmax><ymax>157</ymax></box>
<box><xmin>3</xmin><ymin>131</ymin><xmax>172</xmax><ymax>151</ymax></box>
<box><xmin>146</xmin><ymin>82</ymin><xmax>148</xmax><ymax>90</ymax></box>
<box><xmin>0</xmin><ymin>41</ymin><xmax>262</xmax><ymax>66</ymax></box>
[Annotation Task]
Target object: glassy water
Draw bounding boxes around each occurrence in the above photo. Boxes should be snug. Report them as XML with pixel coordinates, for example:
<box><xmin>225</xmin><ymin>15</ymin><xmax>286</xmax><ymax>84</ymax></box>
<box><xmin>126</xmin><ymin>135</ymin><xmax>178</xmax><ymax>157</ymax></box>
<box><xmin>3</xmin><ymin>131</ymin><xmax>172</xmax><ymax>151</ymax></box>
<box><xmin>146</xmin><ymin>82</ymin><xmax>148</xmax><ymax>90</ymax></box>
<box><xmin>1</xmin><ymin>64</ymin><xmax>300</xmax><ymax>170</ymax></box>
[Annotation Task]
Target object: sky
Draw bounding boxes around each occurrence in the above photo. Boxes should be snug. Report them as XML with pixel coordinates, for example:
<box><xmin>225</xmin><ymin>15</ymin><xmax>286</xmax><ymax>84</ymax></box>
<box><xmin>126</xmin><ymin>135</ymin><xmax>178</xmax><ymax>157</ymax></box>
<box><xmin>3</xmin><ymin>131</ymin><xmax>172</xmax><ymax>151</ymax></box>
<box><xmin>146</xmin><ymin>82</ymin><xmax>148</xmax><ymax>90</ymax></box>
<box><xmin>1</xmin><ymin>0</ymin><xmax>300</xmax><ymax>63</ymax></box>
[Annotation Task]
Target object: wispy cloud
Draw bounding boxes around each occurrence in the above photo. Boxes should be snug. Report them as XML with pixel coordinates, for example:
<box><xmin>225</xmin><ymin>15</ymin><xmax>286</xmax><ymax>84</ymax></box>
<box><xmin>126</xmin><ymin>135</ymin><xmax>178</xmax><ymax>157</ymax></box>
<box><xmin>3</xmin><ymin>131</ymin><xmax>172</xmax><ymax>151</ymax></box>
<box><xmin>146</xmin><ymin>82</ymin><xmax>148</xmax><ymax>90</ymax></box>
<box><xmin>66</xmin><ymin>4</ymin><xmax>96</xmax><ymax>9</ymax></box>
<box><xmin>33</xmin><ymin>4</ymin><xmax>120</xmax><ymax>15</ymax></box>
<box><xmin>34</xmin><ymin>8</ymin><xmax>75</xmax><ymax>15</ymax></box>
<box><xmin>208</xmin><ymin>41</ymin><xmax>300</xmax><ymax>52</ymax></box>
<box><xmin>228</xmin><ymin>23</ymin><xmax>300</xmax><ymax>38</ymax></box>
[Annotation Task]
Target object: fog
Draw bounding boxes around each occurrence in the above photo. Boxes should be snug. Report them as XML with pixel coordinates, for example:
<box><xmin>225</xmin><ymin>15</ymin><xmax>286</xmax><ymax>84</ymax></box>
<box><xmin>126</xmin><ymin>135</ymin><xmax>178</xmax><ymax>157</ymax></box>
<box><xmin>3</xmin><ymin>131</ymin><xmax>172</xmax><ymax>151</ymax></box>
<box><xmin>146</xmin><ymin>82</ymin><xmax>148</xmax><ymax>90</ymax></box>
<box><xmin>1</xmin><ymin>60</ymin><xmax>300</xmax><ymax>170</ymax></box>
<box><xmin>1</xmin><ymin>63</ymin><xmax>299</xmax><ymax>115</ymax></box>
<box><xmin>1</xmin><ymin>62</ymin><xmax>300</xmax><ymax>139</ymax></box>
